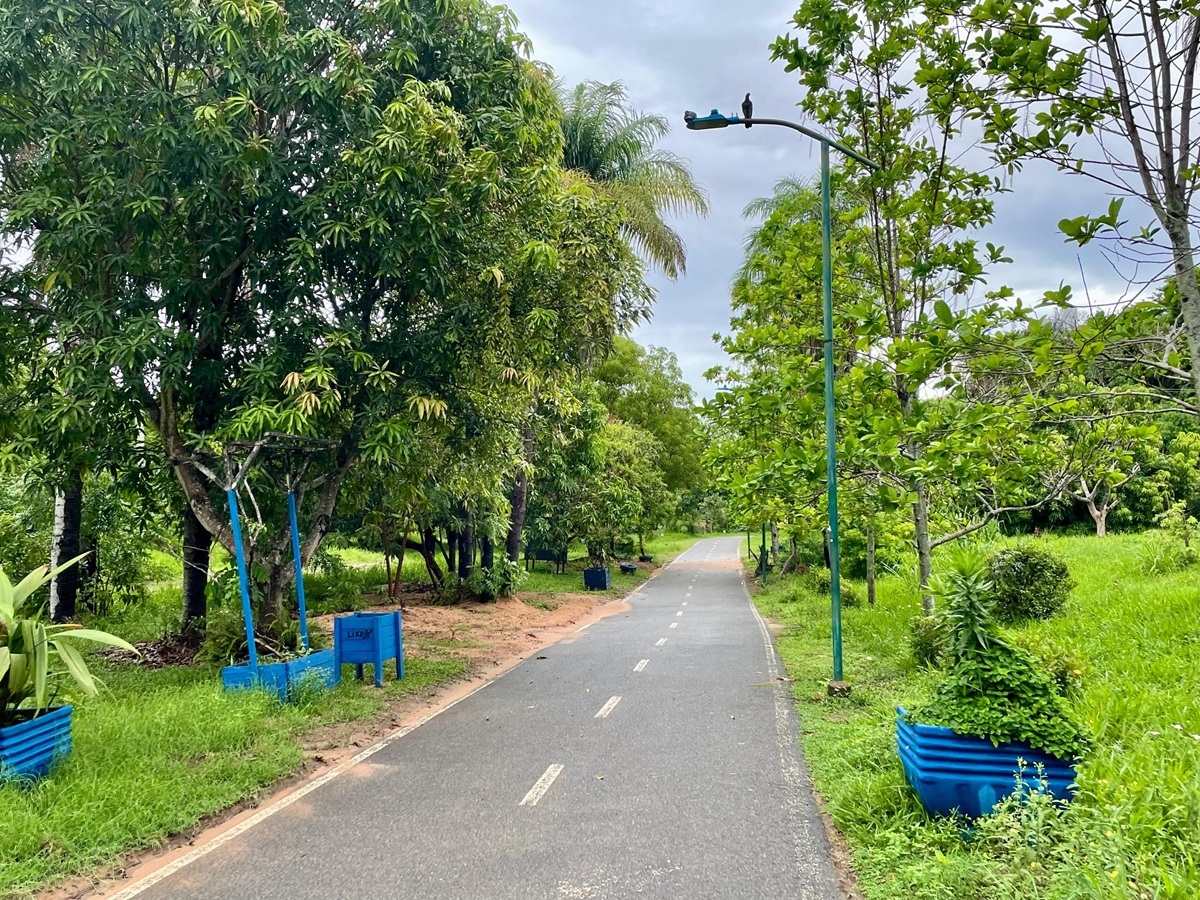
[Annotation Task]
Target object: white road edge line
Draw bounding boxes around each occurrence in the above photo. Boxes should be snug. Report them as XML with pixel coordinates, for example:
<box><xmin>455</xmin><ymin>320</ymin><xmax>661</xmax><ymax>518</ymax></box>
<box><xmin>634</xmin><ymin>659</ymin><xmax>649</xmax><ymax>672</ymax></box>
<box><xmin>105</xmin><ymin>676</ymin><xmax>499</xmax><ymax>900</ymax></box>
<box><xmin>741</xmin><ymin>570</ymin><xmax>840</xmax><ymax>896</ymax></box>
<box><xmin>595</xmin><ymin>696</ymin><xmax>622</xmax><ymax>718</ymax></box>
<box><xmin>656</xmin><ymin>638</ymin><xmax>668</xmax><ymax>646</ymax></box>
<box><xmin>519</xmin><ymin>764</ymin><xmax>565</xmax><ymax>807</ymax></box>
<box><xmin>576</xmin><ymin>620</ymin><xmax>595</xmax><ymax>633</ymax></box>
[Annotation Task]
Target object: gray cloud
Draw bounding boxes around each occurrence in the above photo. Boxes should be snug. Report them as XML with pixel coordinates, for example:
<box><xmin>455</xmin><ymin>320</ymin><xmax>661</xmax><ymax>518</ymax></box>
<box><xmin>509</xmin><ymin>0</ymin><xmax>1138</xmax><ymax>396</ymax></box>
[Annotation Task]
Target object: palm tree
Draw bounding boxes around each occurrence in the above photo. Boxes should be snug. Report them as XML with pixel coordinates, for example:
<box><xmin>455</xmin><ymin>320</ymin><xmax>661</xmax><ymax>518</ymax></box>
<box><xmin>559</xmin><ymin>81</ymin><xmax>709</xmax><ymax>279</ymax></box>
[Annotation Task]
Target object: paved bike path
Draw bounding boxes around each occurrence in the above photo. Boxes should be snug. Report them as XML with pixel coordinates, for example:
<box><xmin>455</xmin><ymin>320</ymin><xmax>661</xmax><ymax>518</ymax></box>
<box><xmin>123</xmin><ymin>536</ymin><xmax>839</xmax><ymax>899</ymax></box>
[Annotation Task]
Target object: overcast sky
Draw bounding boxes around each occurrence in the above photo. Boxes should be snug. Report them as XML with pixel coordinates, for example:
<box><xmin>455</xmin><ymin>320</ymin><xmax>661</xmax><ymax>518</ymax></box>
<box><xmin>508</xmin><ymin>0</ymin><xmax>1135</xmax><ymax>397</ymax></box>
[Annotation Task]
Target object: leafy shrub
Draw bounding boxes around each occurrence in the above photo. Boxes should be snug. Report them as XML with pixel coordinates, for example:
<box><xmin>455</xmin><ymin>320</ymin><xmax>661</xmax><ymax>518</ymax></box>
<box><xmin>908</xmin><ymin>614</ymin><xmax>946</xmax><ymax>669</ymax></box>
<box><xmin>1011</xmin><ymin>633</ymin><xmax>1086</xmax><ymax>697</ymax></box>
<box><xmin>807</xmin><ymin>569</ymin><xmax>861</xmax><ymax>607</ymax></box>
<box><xmin>987</xmin><ymin>544</ymin><xmax>1074</xmax><ymax>622</ymax></box>
<box><xmin>909</xmin><ymin>548</ymin><xmax>1090</xmax><ymax>760</ymax></box>
<box><xmin>470</xmin><ymin>560</ymin><xmax>526</xmax><ymax>602</ymax></box>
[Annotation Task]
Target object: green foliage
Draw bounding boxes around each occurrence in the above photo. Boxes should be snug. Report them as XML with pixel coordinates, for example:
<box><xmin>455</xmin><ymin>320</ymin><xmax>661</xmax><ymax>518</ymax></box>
<box><xmin>0</xmin><ymin>556</ymin><xmax>135</xmax><ymax>727</ymax></box>
<box><xmin>469</xmin><ymin>559</ymin><xmax>525</xmax><ymax>602</ymax></box>
<box><xmin>1010</xmin><ymin>634</ymin><xmax>1086</xmax><ymax>698</ymax></box>
<box><xmin>754</xmin><ymin>531</ymin><xmax>1200</xmax><ymax>898</ymax></box>
<box><xmin>987</xmin><ymin>544</ymin><xmax>1074</xmax><ymax>622</ymax></box>
<box><xmin>808</xmin><ymin>568</ymin><xmax>861</xmax><ymax>607</ymax></box>
<box><xmin>0</xmin><ymin>477</ymin><xmax>52</xmax><ymax>578</ymax></box>
<box><xmin>558</xmin><ymin>81</ymin><xmax>709</xmax><ymax>279</ymax></box>
<box><xmin>911</xmin><ymin>549</ymin><xmax>1089</xmax><ymax>759</ymax></box>
<box><xmin>908</xmin><ymin>613</ymin><xmax>946</xmax><ymax>669</ymax></box>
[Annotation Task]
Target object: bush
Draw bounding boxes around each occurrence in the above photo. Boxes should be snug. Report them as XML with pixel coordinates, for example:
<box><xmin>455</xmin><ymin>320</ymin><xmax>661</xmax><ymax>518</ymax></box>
<box><xmin>987</xmin><ymin>544</ymin><xmax>1074</xmax><ymax>622</ymax></box>
<box><xmin>908</xmin><ymin>614</ymin><xmax>946</xmax><ymax>669</ymax></box>
<box><xmin>910</xmin><ymin>548</ymin><xmax>1090</xmax><ymax>760</ymax></box>
<box><xmin>807</xmin><ymin>568</ymin><xmax>861</xmax><ymax>607</ymax></box>
<box><xmin>1011</xmin><ymin>633</ymin><xmax>1086</xmax><ymax>697</ymax></box>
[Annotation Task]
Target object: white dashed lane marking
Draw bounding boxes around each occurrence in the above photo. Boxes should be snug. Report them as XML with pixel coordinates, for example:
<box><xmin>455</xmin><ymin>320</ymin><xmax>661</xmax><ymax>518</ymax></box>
<box><xmin>656</xmin><ymin>638</ymin><xmax>667</xmax><ymax>646</ymax></box>
<box><xmin>634</xmin><ymin>659</ymin><xmax>649</xmax><ymax>672</ymax></box>
<box><xmin>595</xmin><ymin>696</ymin><xmax>622</xmax><ymax>718</ymax></box>
<box><xmin>520</xmin><ymin>764</ymin><xmax>565</xmax><ymax>807</ymax></box>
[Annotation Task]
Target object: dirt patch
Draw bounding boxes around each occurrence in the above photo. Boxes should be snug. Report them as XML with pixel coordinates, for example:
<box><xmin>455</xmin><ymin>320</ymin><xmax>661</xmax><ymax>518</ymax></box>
<box><xmin>311</xmin><ymin>590</ymin><xmax>627</xmax><ymax>674</ymax></box>
<box><xmin>98</xmin><ymin>633</ymin><xmax>200</xmax><ymax>669</ymax></box>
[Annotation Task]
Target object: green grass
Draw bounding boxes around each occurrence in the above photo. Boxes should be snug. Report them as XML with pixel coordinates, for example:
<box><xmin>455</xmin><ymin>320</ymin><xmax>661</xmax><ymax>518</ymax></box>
<box><xmin>754</xmin><ymin>531</ymin><xmax>1200</xmax><ymax>899</ymax></box>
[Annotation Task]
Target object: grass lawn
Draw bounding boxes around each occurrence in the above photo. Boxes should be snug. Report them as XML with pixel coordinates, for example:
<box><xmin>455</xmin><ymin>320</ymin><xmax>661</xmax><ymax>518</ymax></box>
<box><xmin>754</xmin><ymin>531</ymin><xmax>1200</xmax><ymax>899</ymax></box>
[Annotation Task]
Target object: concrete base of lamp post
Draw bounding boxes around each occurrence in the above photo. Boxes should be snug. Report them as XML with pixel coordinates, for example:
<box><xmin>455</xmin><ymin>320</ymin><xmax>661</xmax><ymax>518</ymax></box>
<box><xmin>827</xmin><ymin>680</ymin><xmax>852</xmax><ymax>698</ymax></box>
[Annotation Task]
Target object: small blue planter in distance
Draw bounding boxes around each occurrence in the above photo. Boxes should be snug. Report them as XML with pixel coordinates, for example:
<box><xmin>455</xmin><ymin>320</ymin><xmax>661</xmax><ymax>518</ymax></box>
<box><xmin>334</xmin><ymin>610</ymin><xmax>403</xmax><ymax>687</ymax></box>
<box><xmin>583</xmin><ymin>567</ymin><xmax>611</xmax><ymax>590</ymax></box>
<box><xmin>0</xmin><ymin>705</ymin><xmax>73</xmax><ymax>784</ymax></box>
<box><xmin>896</xmin><ymin>708</ymin><xmax>1078</xmax><ymax>818</ymax></box>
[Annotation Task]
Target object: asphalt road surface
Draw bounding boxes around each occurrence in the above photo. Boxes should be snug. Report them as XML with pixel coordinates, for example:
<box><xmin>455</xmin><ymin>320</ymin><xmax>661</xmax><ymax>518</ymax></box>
<box><xmin>123</xmin><ymin>536</ymin><xmax>840</xmax><ymax>900</ymax></box>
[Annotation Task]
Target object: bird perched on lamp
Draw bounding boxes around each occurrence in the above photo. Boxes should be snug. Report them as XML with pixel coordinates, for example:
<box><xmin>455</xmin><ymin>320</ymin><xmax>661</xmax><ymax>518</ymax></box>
<box><xmin>742</xmin><ymin>93</ymin><xmax>753</xmax><ymax>127</ymax></box>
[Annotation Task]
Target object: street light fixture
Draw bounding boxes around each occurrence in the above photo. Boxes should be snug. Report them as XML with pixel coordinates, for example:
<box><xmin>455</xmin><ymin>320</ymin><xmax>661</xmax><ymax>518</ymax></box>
<box><xmin>686</xmin><ymin>105</ymin><xmax>880</xmax><ymax>694</ymax></box>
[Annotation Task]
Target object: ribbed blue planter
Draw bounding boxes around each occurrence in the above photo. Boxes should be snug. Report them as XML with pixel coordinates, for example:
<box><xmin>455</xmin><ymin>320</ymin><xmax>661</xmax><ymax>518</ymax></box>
<box><xmin>221</xmin><ymin>648</ymin><xmax>339</xmax><ymax>702</ymax></box>
<box><xmin>0</xmin><ymin>706</ymin><xmax>73</xmax><ymax>784</ymax></box>
<box><xmin>583</xmin><ymin>567</ymin><xmax>611</xmax><ymax>590</ymax></box>
<box><xmin>896</xmin><ymin>708</ymin><xmax>1078</xmax><ymax>818</ymax></box>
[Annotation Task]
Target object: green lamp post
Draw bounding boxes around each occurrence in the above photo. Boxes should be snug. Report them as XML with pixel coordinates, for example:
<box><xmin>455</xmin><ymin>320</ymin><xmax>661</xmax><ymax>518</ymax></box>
<box><xmin>685</xmin><ymin>107</ymin><xmax>879</xmax><ymax>691</ymax></box>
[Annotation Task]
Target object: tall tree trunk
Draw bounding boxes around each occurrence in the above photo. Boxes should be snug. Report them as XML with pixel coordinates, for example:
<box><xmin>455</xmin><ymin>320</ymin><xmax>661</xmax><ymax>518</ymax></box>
<box><xmin>480</xmin><ymin>534</ymin><xmax>495</xmax><ymax>571</ymax></box>
<box><xmin>1163</xmin><ymin>193</ymin><xmax>1200</xmax><ymax>406</ymax></box>
<box><xmin>393</xmin><ymin>520</ymin><xmax>409</xmax><ymax>600</ymax></box>
<box><xmin>913</xmin><ymin>484</ymin><xmax>934</xmax><ymax>614</ymax></box>
<box><xmin>458</xmin><ymin>506</ymin><xmax>475</xmax><ymax>580</ymax></box>
<box><xmin>382</xmin><ymin>517</ymin><xmax>395</xmax><ymax>599</ymax></box>
<box><xmin>866</xmin><ymin>522</ymin><xmax>877</xmax><ymax>607</ymax></box>
<box><xmin>505</xmin><ymin>427</ymin><xmax>535</xmax><ymax>563</ymax></box>
<box><xmin>49</xmin><ymin>469</ymin><xmax>83</xmax><ymax>622</ymax></box>
<box><xmin>446</xmin><ymin>527</ymin><xmax>457</xmax><ymax>577</ymax></box>
<box><xmin>182</xmin><ymin>504</ymin><xmax>211</xmax><ymax>632</ymax></box>
<box><xmin>770</xmin><ymin>521</ymin><xmax>780</xmax><ymax>565</ymax></box>
<box><xmin>416</xmin><ymin>528</ymin><xmax>445</xmax><ymax>585</ymax></box>
<box><xmin>1084</xmin><ymin>498</ymin><xmax>1108</xmax><ymax>538</ymax></box>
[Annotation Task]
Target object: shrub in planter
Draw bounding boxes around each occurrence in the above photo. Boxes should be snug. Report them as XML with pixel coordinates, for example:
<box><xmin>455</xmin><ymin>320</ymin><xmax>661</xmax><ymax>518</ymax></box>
<box><xmin>900</xmin><ymin>548</ymin><xmax>1089</xmax><ymax>817</ymax></box>
<box><xmin>987</xmin><ymin>544</ymin><xmax>1074</xmax><ymax>622</ymax></box>
<box><xmin>908</xmin><ymin>548</ymin><xmax>1089</xmax><ymax>759</ymax></box>
<box><xmin>1</xmin><ymin>556</ymin><xmax>134</xmax><ymax>781</ymax></box>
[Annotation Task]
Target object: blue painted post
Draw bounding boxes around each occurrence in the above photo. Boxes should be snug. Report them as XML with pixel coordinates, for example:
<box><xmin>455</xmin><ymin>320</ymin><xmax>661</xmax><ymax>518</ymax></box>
<box><xmin>226</xmin><ymin>488</ymin><xmax>258</xmax><ymax>674</ymax></box>
<box><xmin>287</xmin><ymin>490</ymin><xmax>310</xmax><ymax>654</ymax></box>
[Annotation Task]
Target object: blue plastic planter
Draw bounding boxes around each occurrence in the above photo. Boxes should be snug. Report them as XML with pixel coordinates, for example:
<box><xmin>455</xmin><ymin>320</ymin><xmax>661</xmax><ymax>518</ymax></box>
<box><xmin>334</xmin><ymin>611</ymin><xmax>403</xmax><ymax>687</ymax></box>
<box><xmin>221</xmin><ymin>648</ymin><xmax>339</xmax><ymax>702</ymax></box>
<box><xmin>0</xmin><ymin>706</ymin><xmax>73</xmax><ymax>784</ymax></box>
<box><xmin>896</xmin><ymin>708</ymin><xmax>1078</xmax><ymax>818</ymax></box>
<box><xmin>583</xmin><ymin>567</ymin><xmax>611</xmax><ymax>590</ymax></box>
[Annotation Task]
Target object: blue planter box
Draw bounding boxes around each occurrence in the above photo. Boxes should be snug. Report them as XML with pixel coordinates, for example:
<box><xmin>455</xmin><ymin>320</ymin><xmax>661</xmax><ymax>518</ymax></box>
<box><xmin>583</xmin><ymin>567</ymin><xmax>611</xmax><ymax>590</ymax></box>
<box><xmin>896</xmin><ymin>708</ymin><xmax>1078</xmax><ymax>818</ymax></box>
<box><xmin>221</xmin><ymin>648</ymin><xmax>339</xmax><ymax>702</ymax></box>
<box><xmin>0</xmin><ymin>706</ymin><xmax>73</xmax><ymax>784</ymax></box>
<box><xmin>334</xmin><ymin>611</ymin><xmax>403</xmax><ymax>687</ymax></box>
